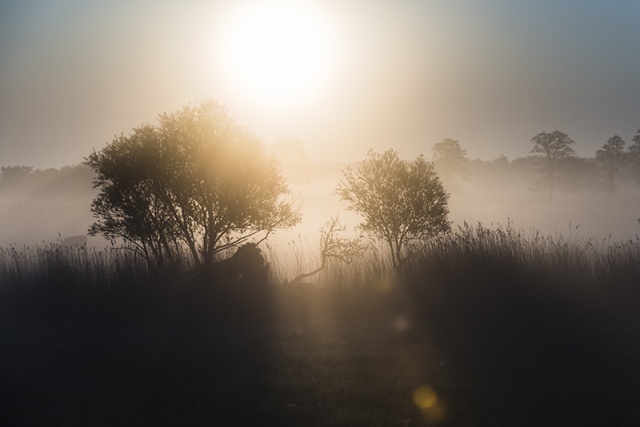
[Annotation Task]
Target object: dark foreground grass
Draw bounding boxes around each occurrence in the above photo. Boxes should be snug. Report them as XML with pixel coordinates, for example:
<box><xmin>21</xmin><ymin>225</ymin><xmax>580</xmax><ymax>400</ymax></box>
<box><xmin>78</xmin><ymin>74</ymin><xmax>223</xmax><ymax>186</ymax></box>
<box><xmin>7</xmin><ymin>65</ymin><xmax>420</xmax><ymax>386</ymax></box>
<box><xmin>2</xmin><ymin>225</ymin><xmax>640</xmax><ymax>426</ymax></box>
<box><xmin>3</xmin><ymin>285</ymin><xmax>640</xmax><ymax>426</ymax></box>
<box><xmin>0</xmin><ymin>285</ymin><xmax>440</xmax><ymax>426</ymax></box>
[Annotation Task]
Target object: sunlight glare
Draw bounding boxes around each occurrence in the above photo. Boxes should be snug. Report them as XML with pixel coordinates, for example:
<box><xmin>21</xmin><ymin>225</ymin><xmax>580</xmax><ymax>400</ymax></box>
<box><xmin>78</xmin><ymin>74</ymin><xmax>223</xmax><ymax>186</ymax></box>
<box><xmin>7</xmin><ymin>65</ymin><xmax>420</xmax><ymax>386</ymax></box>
<box><xmin>217</xmin><ymin>2</ymin><xmax>339</xmax><ymax>108</ymax></box>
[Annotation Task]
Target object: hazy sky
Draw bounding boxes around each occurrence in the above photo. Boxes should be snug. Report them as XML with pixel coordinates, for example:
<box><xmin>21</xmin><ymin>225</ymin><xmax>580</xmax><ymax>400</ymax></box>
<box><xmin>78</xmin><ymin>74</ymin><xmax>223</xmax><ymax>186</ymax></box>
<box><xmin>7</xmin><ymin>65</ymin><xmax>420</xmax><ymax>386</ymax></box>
<box><xmin>1</xmin><ymin>0</ymin><xmax>639</xmax><ymax>169</ymax></box>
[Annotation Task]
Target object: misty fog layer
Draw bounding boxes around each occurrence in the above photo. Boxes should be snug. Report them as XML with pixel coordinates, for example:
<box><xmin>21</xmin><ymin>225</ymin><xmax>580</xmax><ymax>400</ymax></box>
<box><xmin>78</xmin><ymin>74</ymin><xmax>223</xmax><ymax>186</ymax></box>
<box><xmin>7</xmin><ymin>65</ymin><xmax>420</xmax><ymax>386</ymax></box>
<box><xmin>0</xmin><ymin>165</ymin><xmax>97</xmax><ymax>247</ymax></box>
<box><xmin>3</xmin><ymin>154</ymin><xmax>638</xmax><ymax>256</ymax></box>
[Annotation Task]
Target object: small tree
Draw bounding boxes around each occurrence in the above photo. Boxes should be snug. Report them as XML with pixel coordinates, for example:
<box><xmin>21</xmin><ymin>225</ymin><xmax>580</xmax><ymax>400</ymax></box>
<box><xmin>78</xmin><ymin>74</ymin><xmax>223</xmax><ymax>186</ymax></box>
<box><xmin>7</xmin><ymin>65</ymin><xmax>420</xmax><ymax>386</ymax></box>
<box><xmin>431</xmin><ymin>138</ymin><xmax>468</xmax><ymax>188</ymax></box>
<box><xmin>529</xmin><ymin>130</ymin><xmax>577</xmax><ymax>198</ymax></box>
<box><xmin>596</xmin><ymin>135</ymin><xmax>627</xmax><ymax>197</ymax></box>
<box><xmin>87</xmin><ymin>99</ymin><xmax>300</xmax><ymax>270</ymax></box>
<box><xmin>336</xmin><ymin>149</ymin><xmax>450</xmax><ymax>271</ymax></box>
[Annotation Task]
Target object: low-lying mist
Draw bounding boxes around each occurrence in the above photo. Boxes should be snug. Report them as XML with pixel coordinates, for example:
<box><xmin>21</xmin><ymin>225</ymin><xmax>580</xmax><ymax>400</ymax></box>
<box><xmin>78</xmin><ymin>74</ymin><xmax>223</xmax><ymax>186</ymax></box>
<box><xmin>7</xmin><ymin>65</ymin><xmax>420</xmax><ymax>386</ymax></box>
<box><xmin>1</xmin><ymin>157</ymin><xmax>639</xmax><ymax>263</ymax></box>
<box><xmin>446</xmin><ymin>158</ymin><xmax>640</xmax><ymax>244</ymax></box>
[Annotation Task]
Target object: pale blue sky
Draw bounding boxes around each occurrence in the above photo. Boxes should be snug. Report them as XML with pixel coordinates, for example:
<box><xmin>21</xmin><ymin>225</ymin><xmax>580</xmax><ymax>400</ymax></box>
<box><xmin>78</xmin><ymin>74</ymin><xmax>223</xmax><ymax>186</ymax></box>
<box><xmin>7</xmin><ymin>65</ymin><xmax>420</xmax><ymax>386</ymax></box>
<box><xmin>1</xmin><ymin>0</ymin><xmax>639</xmax><ymax>168</ymax></box>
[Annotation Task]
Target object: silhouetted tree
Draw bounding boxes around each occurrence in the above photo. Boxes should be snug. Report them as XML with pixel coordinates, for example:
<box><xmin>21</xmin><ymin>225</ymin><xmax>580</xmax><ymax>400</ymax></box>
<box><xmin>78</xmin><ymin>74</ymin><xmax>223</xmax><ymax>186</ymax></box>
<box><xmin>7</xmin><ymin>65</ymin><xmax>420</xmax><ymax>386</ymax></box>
<box><xmin>87</xmin><ymin>100</ymin><xmax>300</xmax><ymax>270</ymax></box>
<box><xmin>529</xmin><ymin>130</ymin><xmax>577</xmax><ymax>198</ymax></box>
<box><xmin>336</xmin><ymin>149</ymin><xmax>450</xmax><ymax>271</ymax></box>
<box><xmin>596</xmin><ymin>135</ymin><xmax>627</xmax><ymax>197</ymax></box>
<box><xmin>431</xmin><ymin>138</ymin><xmax>468</xmax><ymax>189</ymax></box>
<box><xmin>629</xmin><ymin>129</ymin><xmax>640</xmax><ymax>183</ymax></box>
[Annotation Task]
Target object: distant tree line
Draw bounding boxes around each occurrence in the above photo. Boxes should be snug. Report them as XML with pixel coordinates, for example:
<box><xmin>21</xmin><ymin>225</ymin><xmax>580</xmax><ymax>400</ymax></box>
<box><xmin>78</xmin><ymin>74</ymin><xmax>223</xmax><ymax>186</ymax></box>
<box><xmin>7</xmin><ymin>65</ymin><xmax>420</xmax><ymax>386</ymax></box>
<box><xmin>5</xmin><ymin>130</ymin><xmax>638</xmax><ymax>208</ymax></box>
<box><xmin>430</xmin><ymin>129</ymin><xmax>640</xmax><ymax>199</ymax></box>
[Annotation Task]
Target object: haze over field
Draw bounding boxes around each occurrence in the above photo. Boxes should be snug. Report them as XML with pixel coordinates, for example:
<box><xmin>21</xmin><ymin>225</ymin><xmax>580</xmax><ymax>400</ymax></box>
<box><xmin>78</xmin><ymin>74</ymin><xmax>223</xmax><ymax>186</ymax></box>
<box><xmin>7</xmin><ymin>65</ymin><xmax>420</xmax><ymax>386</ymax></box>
<box><xmin>1</xmin><ymin>158</ymin><xmax>639</xmax><ymax>255</ymax></box>
<box><xmin>1</xmin><ymin>0</ymin><xmax>640</xmax><ymax>248</ymax></box>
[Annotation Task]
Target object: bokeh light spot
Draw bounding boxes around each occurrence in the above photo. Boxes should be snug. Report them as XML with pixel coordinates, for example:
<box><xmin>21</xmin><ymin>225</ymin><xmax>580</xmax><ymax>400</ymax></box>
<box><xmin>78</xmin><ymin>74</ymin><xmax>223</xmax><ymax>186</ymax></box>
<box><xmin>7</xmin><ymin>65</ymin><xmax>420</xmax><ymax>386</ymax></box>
<box><xmin>413</xmin><ymin>385</ymin><xmax>446</xmax><ymax>422</ymax></box>
<box><xmin>413</xmin><ymin>385</ymin><xmax>438</xmax><ymax>409</ymax></box>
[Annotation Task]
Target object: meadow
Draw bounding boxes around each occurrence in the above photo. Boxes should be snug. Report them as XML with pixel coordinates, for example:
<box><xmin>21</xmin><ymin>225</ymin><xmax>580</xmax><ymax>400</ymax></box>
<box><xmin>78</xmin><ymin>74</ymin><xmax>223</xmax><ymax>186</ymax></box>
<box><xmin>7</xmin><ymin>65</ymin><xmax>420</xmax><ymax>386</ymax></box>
<box><xmin>1</xmin><ymin>223</ymin><xmax>640</xmax><ymax>426</ymax></box>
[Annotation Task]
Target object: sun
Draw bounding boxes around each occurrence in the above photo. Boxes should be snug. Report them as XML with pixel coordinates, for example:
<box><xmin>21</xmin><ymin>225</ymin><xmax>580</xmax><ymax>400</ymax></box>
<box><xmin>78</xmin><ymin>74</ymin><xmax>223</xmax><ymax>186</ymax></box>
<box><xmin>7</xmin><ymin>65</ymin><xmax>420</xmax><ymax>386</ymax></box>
<box><xmin>217</xmin><ymin>2</ymin><xmax>338</xmax><ymax>108</ymax></box>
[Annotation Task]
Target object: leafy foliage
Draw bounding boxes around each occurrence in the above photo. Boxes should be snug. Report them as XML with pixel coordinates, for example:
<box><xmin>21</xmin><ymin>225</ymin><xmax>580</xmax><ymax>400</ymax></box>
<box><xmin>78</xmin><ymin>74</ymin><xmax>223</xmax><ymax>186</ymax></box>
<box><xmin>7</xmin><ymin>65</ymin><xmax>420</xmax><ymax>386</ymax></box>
<box><xmin>86</xmin><ymin>100</ymin><xmax>300</xmax><ymax>270</ymax></box>
<box><xmin>336</xmin><ymin>149</ymin><xmax>450</xmax><ymax>270</ymax></box>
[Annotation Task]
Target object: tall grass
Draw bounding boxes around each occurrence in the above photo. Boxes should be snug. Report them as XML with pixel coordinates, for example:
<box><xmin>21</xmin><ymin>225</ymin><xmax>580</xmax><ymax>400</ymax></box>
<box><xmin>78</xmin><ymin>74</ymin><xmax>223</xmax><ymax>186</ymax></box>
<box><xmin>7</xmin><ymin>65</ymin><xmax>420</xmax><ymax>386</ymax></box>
<box><xmin>3</xmin><ymin>225</ymin><xmax>639</xmax><ymax>427</ymax></box>
<box><xmin>0</xmin><ymin>242</ymin><xmax>152</xmax><ymax>291</ymax></box>
<box><xmin>1</xmin><ymin>222</ymin><xmax>638</xmax><ymax>304</ymax></box>
<box><xmin>407</xmin><ymin>221</ymin><xmax>640</xmax><ymax>289</ymax></box>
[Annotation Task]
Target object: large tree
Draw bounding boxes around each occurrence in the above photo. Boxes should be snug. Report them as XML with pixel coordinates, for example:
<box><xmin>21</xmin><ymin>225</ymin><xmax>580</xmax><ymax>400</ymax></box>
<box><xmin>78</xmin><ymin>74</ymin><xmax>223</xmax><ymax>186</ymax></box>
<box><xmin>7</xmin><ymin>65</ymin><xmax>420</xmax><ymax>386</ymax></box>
<box><xmin>87</xmin><ymin>99</ymin><xmax>300</xmax><ymax>269</ymax></box>
<box><xmin>596</xmin><ymin>134</ymin><xmax>627</xmax><ymax>197</ymax></box>
<box><xmin>529</xmin><ymin>130</ymin><xmax>577</xmax><ymax>198</ymax></box>
<box><xmin>336</xmin><ymin>149</ymin><xmax>450</xmax><ymax>271</ymax></box>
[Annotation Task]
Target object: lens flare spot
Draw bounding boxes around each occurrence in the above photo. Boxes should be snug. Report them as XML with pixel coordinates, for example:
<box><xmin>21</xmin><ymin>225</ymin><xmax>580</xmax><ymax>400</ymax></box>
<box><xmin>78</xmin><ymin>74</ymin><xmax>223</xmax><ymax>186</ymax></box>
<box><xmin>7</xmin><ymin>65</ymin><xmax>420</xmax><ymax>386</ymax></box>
<box><xmin>413</xmin><ymin>385</ymin><xmax>446</xmax><ymax>422</ymax></box>
<box><xmin>413</xmin><ymin>385</ymin><xmax>438</xmax><ymax>409</ymax></box>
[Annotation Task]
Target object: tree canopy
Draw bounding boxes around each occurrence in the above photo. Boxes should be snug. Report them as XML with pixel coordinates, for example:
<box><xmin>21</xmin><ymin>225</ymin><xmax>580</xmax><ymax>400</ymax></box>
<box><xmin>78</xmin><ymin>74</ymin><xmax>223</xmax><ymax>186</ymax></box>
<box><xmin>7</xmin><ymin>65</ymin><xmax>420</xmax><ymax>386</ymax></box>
<box><xmin>86</xmin><ymin>99</ymin><xmax>300</xmax><ymax>269</ymax></box>
<box><xmin>336</xmin><ymin>149</ymin><xmax>450</xmax><ymax>270</ymax></box>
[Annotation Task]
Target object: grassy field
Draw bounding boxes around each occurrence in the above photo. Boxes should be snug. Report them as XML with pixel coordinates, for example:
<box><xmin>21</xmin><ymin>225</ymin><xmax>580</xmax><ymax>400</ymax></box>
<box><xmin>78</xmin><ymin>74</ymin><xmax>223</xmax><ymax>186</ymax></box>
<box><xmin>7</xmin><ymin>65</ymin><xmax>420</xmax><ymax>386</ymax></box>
<box><xmin>1</xmin><ymin>224</ymin><xmax>640</xmax><ymax>426</ymax></box>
